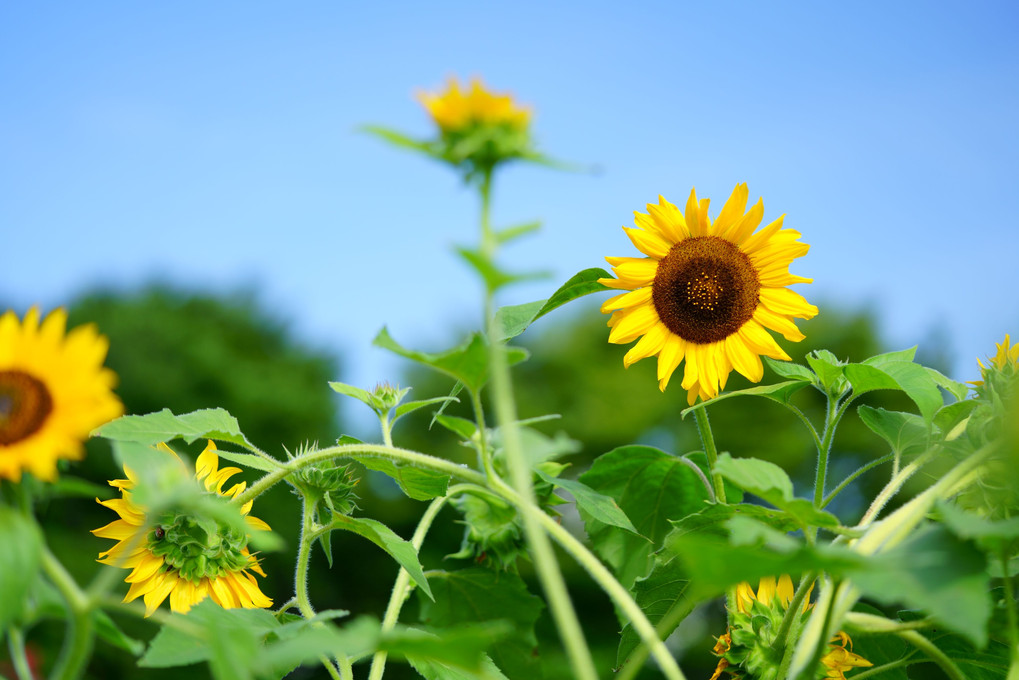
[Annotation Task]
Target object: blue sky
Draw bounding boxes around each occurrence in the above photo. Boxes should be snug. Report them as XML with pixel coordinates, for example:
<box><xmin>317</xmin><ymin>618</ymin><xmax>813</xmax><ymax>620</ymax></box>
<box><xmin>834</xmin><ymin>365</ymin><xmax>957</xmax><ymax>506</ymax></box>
<box><xmin>2</xmin><ymin>1</ymin><xmax>1018</xmax><ymax>417</ymax></box>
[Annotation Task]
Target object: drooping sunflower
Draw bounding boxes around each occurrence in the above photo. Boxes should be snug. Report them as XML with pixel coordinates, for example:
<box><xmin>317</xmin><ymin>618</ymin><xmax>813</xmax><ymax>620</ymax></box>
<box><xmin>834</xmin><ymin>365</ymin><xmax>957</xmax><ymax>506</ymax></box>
<box><xmin>710</xmin><ymin>576</ymin><xmax>872</xmax><ymax>680</ymax></box>
<box><xmin>600</xmin><ymin>185</ymin><xmax>818</xmax><ymax>404</ymax></box>
<box><xmin>417</xmin><ymin>76</ymin><xmax>531</xmax><ymax>134</ymax></box>
<box><xmin>0</xmin><ymin>307</ymin><xmax>123</xmax><ymax>482</ymax></box>
<box><xmin>93</xmin><ymin>440</ymin><xmax>273</xmax><ymax>616</ymax></box>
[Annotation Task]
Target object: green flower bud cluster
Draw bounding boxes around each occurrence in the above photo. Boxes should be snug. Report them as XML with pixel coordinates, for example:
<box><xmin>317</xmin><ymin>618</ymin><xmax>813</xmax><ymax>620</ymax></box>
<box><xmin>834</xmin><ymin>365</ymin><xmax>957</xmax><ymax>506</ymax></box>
<box><xmin>289</xmin><ymin>460</ymin><xmax>360</xmax><ymax>520</ymax></box>
<box><xmin>722</xmin><ymin>598</ymin><xmax>796</xmax><ymax>680</ymax></box>
<box><xmin>147</xmin><ymin>510</ymin><xmax>250</xmax><ymax>583</ymax></box>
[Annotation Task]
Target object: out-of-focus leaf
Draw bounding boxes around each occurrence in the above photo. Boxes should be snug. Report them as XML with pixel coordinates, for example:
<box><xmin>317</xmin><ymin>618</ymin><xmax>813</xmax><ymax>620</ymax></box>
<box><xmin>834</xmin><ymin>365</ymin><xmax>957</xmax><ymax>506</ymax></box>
<box><xmin>936</xmin><ymin>500</ymin><xmax>1019</xmax><ymax>552</ymax></box>
<box><xmin>495</xmin><ymin>220</ymin><xmax>541</xmax><ymax>244</ymax></box>
<box><xmin>394</xmin><ymin>396</ymin><xmax>460</xmax><ymax>423</ymax></box>
<box><xmin>94</xmin><ymin>408</ymin><xmax>265</xmax><ymax>458</ymax></box>
<box><xmin>93</xmin><ymin>609</ymin><xmax>145</xmax><ymax>656</ymax></box>
<box><xmin>373</xmin><ymin>328</ymin><xmax>528</xmax><ymax>393</ymax></box>
<box><xmin>0</xmin><ymin>508</ymin><xmax>42</xmax><ymax>628</ymax></box>
<box><xmin>616</xmin><ymin>555</ymin><xmax>690</xmax><ymax>670</ymax></box>
<box><xmin>681</xmin><ymin>381</ymin><xmax>810</xmax><ymax>417</ymax></box>
<box><xmin>418</xmin><ymin>568</ymin><xmax>543</xmax><ymax>679</ymax></box>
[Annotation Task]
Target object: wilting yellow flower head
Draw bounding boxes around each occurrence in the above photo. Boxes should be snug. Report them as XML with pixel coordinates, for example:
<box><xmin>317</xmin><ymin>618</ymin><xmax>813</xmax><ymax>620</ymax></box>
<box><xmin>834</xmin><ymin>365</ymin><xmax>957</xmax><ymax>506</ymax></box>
<box><xmin>0</xmin><ymin>307</ymin><xmax>123</xmax><ymax>481</ymax></box>
<box><xmin>417</xmin><ymin>76</ymin><xmax>531</xmax><ymax>134</ymax></box>
<box><xmin>93</xmin><ymin>441</ymin><xmax>272</xmax><ymax>616</ymax></box>
<box><xmin>600</xmin><ymin>185</ymin><xmax>817</xmax><ymax>404</ymax></box>
<box><xmin>711</xmin><ymin>576</ymin><xmax>871</xmax><ymax>680</ymax></box>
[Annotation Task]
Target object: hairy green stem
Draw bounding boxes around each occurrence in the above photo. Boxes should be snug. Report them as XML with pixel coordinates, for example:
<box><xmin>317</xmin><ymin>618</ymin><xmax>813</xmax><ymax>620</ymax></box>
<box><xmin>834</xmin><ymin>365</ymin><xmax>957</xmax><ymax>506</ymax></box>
<box><xmin>478</xmin><ymin>171</ymin><xmax>599</xmax><ymax>680</ymax></box>
<box><xmin>6</xmin><ymin>626</ymin><xmax>32</xmax><ymax>680</ymax></box>
<box><xmin>42</xmin><ymin>548</ymin><xmax>94</xmax><ymax>680</ymax></box>
<box><xmin>693</xmin><ymin>407</ymin><xmax>726</xmax><ymax>504</ymax></box>
<box><xmin>232</xmin><ymin>442</ymin><xmax>487</xmax><ymax>507</ymax></box>
<box><xmin>773</xmin><ymin>572</ymin><xmax>817</xmax><ymax>678</ymax></box>
<box><xmin>469</xmin><ymin>389</ymin><xmax>496</xmax><ymax>480</ymax></box>
<box><xmin>813</xmin><ymin>395</ymin><xmax>851</xmax><ymax>507</ymax></box>
<box><xmin>821</xmin><ymin>454</ymin><xmax>894</xmax><ymax>509</ymax></box>
<box><xmin>1002</xmin><ymin>547</ymin><xmax>1019</xmax><ymax>680</ymax></box>
<box><xmin>368</xmin><ymin>494</ymin><xmax>450</xmax><ymax>680</ymax></box>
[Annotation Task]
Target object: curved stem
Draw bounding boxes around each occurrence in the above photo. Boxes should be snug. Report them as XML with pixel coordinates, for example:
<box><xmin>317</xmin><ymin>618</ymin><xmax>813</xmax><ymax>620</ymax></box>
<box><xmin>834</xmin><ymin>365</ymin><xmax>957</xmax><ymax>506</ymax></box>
<box><xmin>469</xmin><ymin>389</ymin><xmax>496</xmax><ymax>481</ymax></box>
<box><xmin>42</xmin><ymin>548</ymin><xmax>94</xmax><ymax>680</ymax></box>
<box><xmin>232</xmin><ymin>443</ymin><xmax>487</xmax><ymax>507</ymax></box>
<box><xmin>693</xmin><ymin>407</ymin><xmax>726</xmax><ymax>504</ymax></box>
<box><xmin>821</xmin><ymin>454</ymin><xmax>894</xmax><ymax>509</ymax></box>
<box><xmin>491</xmin><ymin>481</ymin><xmax>687</xmax><ymax>680</ymax></box>
<box><xmin>368</xmin><ymin>494</ymin><xmax>451</xmax><ymax>680</ymax></box>
<box><xmin>895</xmin><ymin>629</ymin><xmax>967</xmax><ymax>680</ymax></box>
<box><xmin>295</xmin><ymin>497</ymin><xmax>317</xmax><ymax>619</ymax></box>
<box><xmin>6</xmin><ymin>626</ymin><xmax>33</xmax><ymax>680</ymax></box>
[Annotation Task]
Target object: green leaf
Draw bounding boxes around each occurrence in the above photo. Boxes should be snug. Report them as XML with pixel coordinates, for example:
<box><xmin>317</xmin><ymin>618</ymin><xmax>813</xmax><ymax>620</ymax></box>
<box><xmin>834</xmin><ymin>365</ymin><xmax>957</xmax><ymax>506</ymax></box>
<box><xmin>494</xmin><ymin>220</ymin><xmax>541</xmax><ymax>245</ymax></box>
<box><xmin>616</xmin><ymin>555</ymin><xmax>690</xmax><ymax>670</ymax></box>
<box><xmin>456</xmin><ymin>246</ymin><xmax>544</xmax><ymax>292</ymax></box>
<box><xmin>393</xmin><ymin>396</ymin><xmax>460</xmax><ymax>423</ymax></box>
<box><xmin>360</xmin><ymin>457</ymin><xmax>450</xmax><ymax>501</ymax></box>
<box><xmin>494</xmin><ymin>268</ymin><xmax>612</xmax><ymax>341</ymax></box>
<box><xmin>492</xmin><ymin>426</ymin><xmax>580</xmax><ymax>465</ymax></box>
<box><xmin>846</xmin><ymin>360</ymin><xmax>944</xmax><ymax>422</ymax></box>
<box><xmin>921</xmin><ymin>630</ymin><xmax>1011</xmax><ymax>680</ymax></box>
<box><xmin>94</xmin><ymin>408</ymin><xmax>267</xmax><ymax>459</ymax></box>
<box><xmin>93</xmin><ymin>609</ymin><xmax>145</xmax><ymax>656</ymax></box>
<box><xmin>385</xmin><ymin>622</ymin><xmax>513</xmax><ymax>673</ymax></box>
<box><xmin>849</xmin><ymin>523</ymin><xmax>991</xmax><ymax>647</ymax></box>
<box><xmin>533</xmin><ymin>467</ymin><xmax>638</xmax><ymax>534</ymax></box>
<box><xmin>862</xmin><ymin>347</ymin><xmax>917</xmax><ymax>366</ymax></box>
<box><xmin>433</xmin><ymin>414</ymin><xmax>478</xmax><ymax>441</ymax></box>
<box><xmin>925</xmin><ymin>366</ymin><xmax>971</xmax><ymax>402</ymax></box>
<box><xmin>360</xmin><ymin>125</ymin><xmax>436</xmax><ymax>155</ymax></box>
<box><xmin>712</xmin><ymin>453</ymin><xmax>840</xmax><ymax>529</ymax></box>
<box><xmin>325</xmin><ymin>515</ymin><xmax>433</xmax><ymax>600</ymax></box>
<box><xmin>0</xmin><ymin>507</ymin><xmax>42</xmax><ymax>628</ymax></box>
<box><xmin>933</xmin><ymin>400</ymin><xmax>979</xmax><ymax>438</ymax></box>
<box><xmin>936</xmin><ymin>500</ymin><xmax>1019</xmax><ymax>552</ymax></box>
<box><xmin>417</xmin><ymin>568</ymin><xmax>544</xmax><ymax>679</ymax></box>
<box><xmin>578</xmin><ymin>446</ymin><xmax>711</xmax><ymax>589</ymax></box>
<box><xmin>843</xmin><ymin>604</ymin><xmax>912</xmax><ymax>680</ymax></box>
<box><xmin>680</xmin><ymin>380</ymin><xmax>810</xmax><ymax>418</ymax></box>
<box><xmin>668</xmin><ymin>502</ymin><xmax>804</xmax><ymax>538</ymax></box>
<box><xmin>47</xmin><ymin>475</ymin><xmax>115</xmax><ymax>500</ymax></box>
<box><xmin>857</xmin><ymin>406</ymin><xmax>930</xmax><ymax>458</ymax></box>
<box><xmin>408</xmin><ymin>653</ymin><xmax>510</xmax><ymax>680</ymax></box>
<box><xmin>763</xmin><ymin>357</ymin><xmax>816</xmax><ymax>382</ymax></box>
<box><xmin>805</xmin><ymin>349</ymin><xmax>846</xmax><ymax>393</ymax></box>
<box><xmin>140</xmin><ymin>603</ymin><xmax>280</xmax><ymax>669</ymax></box>
<box><xmin>372</xmin><ymin>328</ymin><xmax>528</xmax><ymax>393</ymax></box>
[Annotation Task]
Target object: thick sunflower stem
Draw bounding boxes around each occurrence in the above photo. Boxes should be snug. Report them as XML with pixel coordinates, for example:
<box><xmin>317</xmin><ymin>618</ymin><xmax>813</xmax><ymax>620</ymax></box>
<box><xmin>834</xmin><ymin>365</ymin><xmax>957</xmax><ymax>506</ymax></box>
<box><xmin>692</xmin><ymin>406</ymin><xmax>726</xmax><ymax>504</ymax></box>
<box><xmin>42</xmin><ymin>547</ymin><xmax>94</xmax><ymax>680</ymax></box>
<box><xmin>368</xmin><ymin>494</ymin><xmax>449</xmax><ymax>680</ymax></box>
<box><xmin>478</xmin><ymin>169</ymin><xmax>599</xmax><ymax>680</ymax></box>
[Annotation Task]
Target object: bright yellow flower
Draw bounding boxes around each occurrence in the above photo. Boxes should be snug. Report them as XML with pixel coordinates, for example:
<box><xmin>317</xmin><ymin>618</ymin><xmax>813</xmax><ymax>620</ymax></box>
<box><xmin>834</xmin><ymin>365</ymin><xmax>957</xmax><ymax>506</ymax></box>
<box><xmin>417</xmin><ymin>76</ymin><xmax>531</xmax><ymax>133</ymax></box>
<box><xmin>972</xmin><ymin>333</ymin><xmax>1019</xmax><ymax>387</ymax></box>
<box><xmin>600</xmin><ymin>185</ymin><xmax>817</xmax><ymax>404</ymax></box>
<box><xmin>821</xmin><ymin>632</ymin><xmax>872</xmax><ymax>679</ymax></box>
<box><xmin>0</xmin><ymin>307</ymin><xmax>123</xmax><ymax>481</ymax></box>
<box><xmin>93</xmin><ymin>440</ymin><xmax>272</xmax><ymax>616</ymax></box>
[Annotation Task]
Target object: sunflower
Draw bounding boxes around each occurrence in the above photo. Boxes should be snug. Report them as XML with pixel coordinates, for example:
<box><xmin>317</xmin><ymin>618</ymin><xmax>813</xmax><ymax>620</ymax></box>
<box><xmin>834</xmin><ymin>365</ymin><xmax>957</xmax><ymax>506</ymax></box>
<box><xmin>417</xmin><ymin>76</ymin><xmax>531</xmax><ymax>134</ymax></box>
<box><xmin>971</xmin><ymin>333</ymin><xmax>1019</xmax><ymax>388</ymax></box>
<box><xmin>0</xmin><ymin>307</ymin><xmax>122</xmax><ymax>482</ymax></box>
<box><xmin>600</xmin><ymin>185</ymin><xmax>818</xmax><ymax>404</ymax></box>
<box><xmin>710</xmin><ymin>576</ymin><xmax>871</xmax><ymax>680</ymax></box>
<box><xmin>93</xmin><ymin>440</ymin><xmax>273</xmax><ymax>616</ymax></box>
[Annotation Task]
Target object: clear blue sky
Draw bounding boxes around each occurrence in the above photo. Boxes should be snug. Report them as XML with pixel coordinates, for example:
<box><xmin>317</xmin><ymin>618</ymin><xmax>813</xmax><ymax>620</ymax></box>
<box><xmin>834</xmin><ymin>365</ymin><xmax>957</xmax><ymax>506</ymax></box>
<box><xmin>3</xmin><ymin>2</ymin><xmax>1018</xmax><ymax>417</ymax></box>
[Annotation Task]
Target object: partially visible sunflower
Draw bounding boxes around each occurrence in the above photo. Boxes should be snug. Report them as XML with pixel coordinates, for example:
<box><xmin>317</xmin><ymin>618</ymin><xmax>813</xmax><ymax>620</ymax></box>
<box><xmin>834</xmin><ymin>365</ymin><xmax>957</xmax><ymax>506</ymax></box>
<box><xmin>971</xmin><ymin>333</ymin><xmax>1019</xmax><ymax>389</ymax></box>
<box><xmin>710</xmin><ymin>576</ymin><xmax>871</xmax><ymax>680</ymax></box>
<box><xmin>93</xmin><ymin>440</ymin><xmax>272</xmax><ymax>616</ymax></box>
<box><xmin>417</xmin><ymin>76</ymin><xmax>531</xmax><ymax>134</ymax></box>
<box><xmin>0</xmin><ymin>307</ymin><xmax>122</xmax><ymax>481</ymax></box>
<box><xmin>600</xmin><ymin>185</ymin><xmax>818</xmax><ymax>404</ymax></box>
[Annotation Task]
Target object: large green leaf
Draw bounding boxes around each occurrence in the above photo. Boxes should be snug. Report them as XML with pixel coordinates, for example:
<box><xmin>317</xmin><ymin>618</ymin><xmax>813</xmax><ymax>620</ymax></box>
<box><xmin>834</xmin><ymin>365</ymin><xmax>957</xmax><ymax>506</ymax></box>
<box><xmin>373</xmin><ymin>328</ymin><xmax>528</xmax><ymax>393</ymax></box>
<box><xmin>668</xmin><ymin>502</ymin><xmax>805</xmax><ymax>539</ymax></box>
<box><xmin>857</xmin><ymin>406</ymin><xmax>930</xmax><ymax>458</ymax></box>
<box><xmin>407</xmin><ymin>652</ymin><xmax>510</xmax><ymax>680</ymax></box>
<box><xmin>386</xmin><ymin>622</ymin><xmax>513</xmax><ymax>674</ymax></box>
<box><xmin>417</xmin><ymin>568</ymin><xmax>544</xmax><ymax>679</ymax></box>
<box><xmin>845</xmin><ymin>360</ymin><xmax>944</xmax><ymax>422</ymax></box>
<box><xmin>326</xmin><ymin>515</ymin><xmax>432</xmax><ymax>600</ymax></box>
<box><xmin>93</xmin><ymin>408</ymin><xmax>266</xmax><ymax>459</ymax></box>
<box><xmin>533</xmin><ymin>467</ymin><xmax>637</xmax><ymax>534</ymax></box>
<box><xmin>712</xmin><ymin>454</ymin><xmax>840</xmax><ymax>529</ymax></box>
<box><xmin>494</xmin><ymin>268</ymin><xmax>612</xmax><ymax>341</ymax></box>
<box><xmin>936</xmin><ymin>500</ymin><xmax>1019</xmax><ymax>551</ymax></box>
<box><xmin>0</xmin><ymin>507</ymin><xmax>42</xmax><ymax>629</ymax></box>
<box><xmin>578</xmin><ymin>446</ymin><xmax>711</xmax><ymax>589</ymax></box>
<box><xmin>360</xmin><ymin>457</ymin><xmax>450</xmax><ymax>501</ymax></box>
<box><xmin>849</xmin><ymin>523</ymin><xmax>991</xmax><ymax>647</ymax></box>
<box><xmin>616</xmin><ymin>555</ymin><xmax>691</xmax><ymax>670</ymax></box>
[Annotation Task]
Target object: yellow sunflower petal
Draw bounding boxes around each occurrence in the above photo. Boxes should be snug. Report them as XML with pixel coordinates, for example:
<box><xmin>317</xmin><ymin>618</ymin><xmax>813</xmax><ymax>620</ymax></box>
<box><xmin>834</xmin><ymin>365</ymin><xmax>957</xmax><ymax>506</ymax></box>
<box><xmin>601</xmin><ymin>287</ymin><xmax>653</xmax><ymax>314</ymax></box>
<box><xmin>725</xmin><ymin>334</ymin><xmax>764</xmax><ymax>382</ymax></box>
<box><xmin>606</xmin><ymin>257</ymin><xmax>659</xmax><ymax>286</ymax></box>
<box><xmin>753</xmin><ymin>306</ymin><xmax>806</xmax><ymax>343</ymax></box>
<box><xmin>622</xmin><ymin>226</ymin><xmax>671</xmax><ymax>259</ymax></box>
<box><xmin>623</xmin><ymin>322</ymin><xmax>669</xmax><ymax>369</ymax></box>
<box><xmin>91</xmin><ymin>519</ymin><xmax>138</xmax><ymax>541</ymax></box>
<box><xmin>759</xmin><ymin>287</ymin><xmax>819</xmax><ymax>319</ymax></box>
<box><xmin>728</xmin><ymin>197</ymin><xmax>766</xmax><ymax>246</ymax></box>
<box><xmin>647</xmin><ymin>196</ymin><xmax>689</xmax><ymax>242</ymax></box>
<box><xmin>712</xmin><ymin>183</ymin><xmax>749</xmax><ymax>238</ymax></box>
<box><xmin>655</xmin><ymin>334</ymin><xmax>687</xmax><ymax>388</ymax></box>
<box><xmin>608</xmin><ymin>304</ymin><xmax>661</xmax><ymax>345</ymax></box>
<box><xmin>143</xmin><ymin>571</ymin><xmax>178</xmax><ymax>617</ymax></box>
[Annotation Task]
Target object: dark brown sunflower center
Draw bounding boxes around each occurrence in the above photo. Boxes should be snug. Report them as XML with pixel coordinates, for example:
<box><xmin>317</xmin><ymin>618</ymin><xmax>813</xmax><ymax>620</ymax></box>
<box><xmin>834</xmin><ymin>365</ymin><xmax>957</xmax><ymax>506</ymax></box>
<box><xmin>651</xmin><ymin>236</ymin><xmax>761</xmax><ymax>344</ymax></box>
<box><xmin>0</xmin><ymin>370</ymin><xmax>53</xmax><ymax>446</ymax></box>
